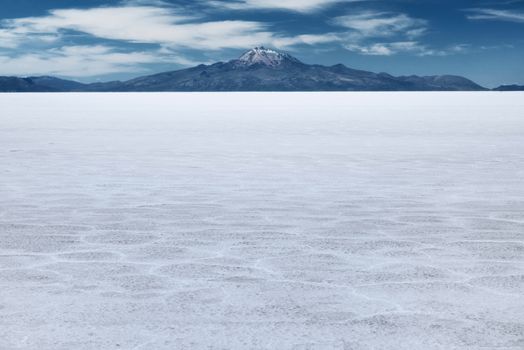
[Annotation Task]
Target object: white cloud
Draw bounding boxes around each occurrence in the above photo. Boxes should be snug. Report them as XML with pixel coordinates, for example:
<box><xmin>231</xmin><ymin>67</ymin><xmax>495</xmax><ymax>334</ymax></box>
<box><xmin>0</xmin><ymin>28</ymin><xmax>59</xmax><ymax>48</ymax></box>
<box><xmin>466</xmin><ymin>8</ymin><xmax>524</xmax><ymax>23</ymax></box>
<box><xmin>345</xmin><ymin>41</ymin><xmax>425</xmax><ymax>56</ymax></box>
<box><xmin>333</xmin><ymin>11</ymin><xmax>427</xmax><ymax>38</ymax></box>
<box><xmin>0</xmin><ymin>29</ymin><xmax>20</xmax><ymax>48</ymax></box>
<box><xmin>208</xmin><ymin>0</ymin><xmax>355</xmax><ymax>13</ymax></box>
<box><xmin>331</xmin><ymin>11</ymin><xmax>439</xmax><ymax>56</ymax></box>
<box><xmin>273</xmin><ymin>33</ymin><xmax>342</xmax><ymax>47</ymax></box>
<box><xmin>344</xmin><ymin>41</ymin><xmax>470</xmax><ymax>57</ymax></box>
<box><xmin>5</xmin><ymin>6</ymin><xmax>267</xmax><ymax>50</ymax></box>
<box><xmin>123</xmin><ymin>0</ymin><xmax>173</xmax><ymax>5</ymax></box>
<box><xmin>0</xmin><ymin>45</ymin><xmax>180</xmax><ymax>77</ymax></box>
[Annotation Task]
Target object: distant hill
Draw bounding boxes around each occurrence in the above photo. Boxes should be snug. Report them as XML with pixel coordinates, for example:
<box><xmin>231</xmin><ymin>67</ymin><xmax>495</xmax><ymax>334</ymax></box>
<box><xmin>28</xmin><ymin>76</ymin><xmax>87</xmax><ymax>91</ymax></box>
<box><xmin>0</xmin><ymin>77</ymin><xmax>56</xmax><ymax>92</ymax></box>
<box><xmin>0</xmin><ymin>47</ymin><xmax>492</xmax><ymax>92</ymax></box>
<box><xmin>493</xmin><ymin>85</ymin><xmax>524</xmax><ymax>91</ymax></box>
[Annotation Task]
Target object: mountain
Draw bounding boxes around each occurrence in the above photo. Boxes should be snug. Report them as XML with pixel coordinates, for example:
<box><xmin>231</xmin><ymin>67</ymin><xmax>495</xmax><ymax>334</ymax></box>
<box><xmin>28</xmin><ymin>76</ymin><xmax>87</xmax><ymax>91</ymax></box>
<box><xmin>116</xmin><ymin>47</ymin><xmax>487</xmax><ymax>92</ymax></box>
<box><xmin>0</xmin><ymin>76</ymin><xmax>123</xmax><ymax>92</ymax></box>
<box><xmin>0</xmin><ymin>47</ymin><xmax>489</xmax><ymax>92</ymax></box>
<box><xmin>493</xmin><ymin>85</ymin><xmax>524</xmax><ymax>91</ymax></box>
<box><xmin>395</xmin><ymin>75</ymin><xmax>487</xmax><ymax>91</ymax></box>
<box><xmin>0</xmin><ymin>77</ymin><xmax>56</xmax><ymax>92</ymax></box>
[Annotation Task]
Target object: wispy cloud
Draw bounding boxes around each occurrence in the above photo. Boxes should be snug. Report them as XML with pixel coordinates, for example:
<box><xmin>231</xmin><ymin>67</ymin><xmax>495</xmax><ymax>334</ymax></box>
<box><xmin>466</xmin><ymin>8</ymin><xmax>524</xmax><ymax>23</ymax></box>
<box><xmin>0</xmin><ymin>28</ymin><xmax>59</xmax><ymax>49</ymax></box>
<box><xmin>0</xmin><ymin>29</ymin><xmax>21</xmax><ymax>48</ymax></box>
<box><xmin>273</xmin><ymin>33</ymin><xmax>342</xmax><ymax>48</ymax></box>
<box><xmin>344</xmin><ymin>42</ymin><xmax>469</xmax><ymax>56</ymax></box>
<box><xmin>345</xmin><ymin>41</ymin><xmax>423</xmax><ymax>56</ymax></box>
<box><xmin>207</xmin><ymin>0</ymin><xmax>356</xmax><ymax>13</ymax></box>
<box><xmin>331</xmin><ymin>11</ymin><xmax>471</xmax><ymax>57</ymax></box>
<box><xmin>331</xmin><ymin>11</ymin><xmax>441</xmax><ymax>56</ymax></box>
<box><xmin>0</xmin><ymin>45</ymin><xmax>171</xmax><ymax>77</ymax></box>
<box><xmin>333</xmin><ymin>11</ymin><xmax>427</xmax><ymax>38</ymax></box>
<box><xmin>3</xmin><ymin>6</ymin><xmax>268</xmax><ymax>50</ymax></box>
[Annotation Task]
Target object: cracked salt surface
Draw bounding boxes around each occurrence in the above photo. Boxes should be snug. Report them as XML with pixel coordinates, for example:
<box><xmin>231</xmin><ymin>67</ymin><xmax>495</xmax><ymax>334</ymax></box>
<box><xmin>0</xmin><ymin>92</ymin><xmax>523</xmax><ymax>349</ymax></box>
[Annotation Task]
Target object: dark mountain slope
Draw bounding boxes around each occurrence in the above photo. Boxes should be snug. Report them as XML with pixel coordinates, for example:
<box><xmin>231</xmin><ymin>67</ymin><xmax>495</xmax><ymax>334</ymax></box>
<box><xmin>28</xmin><ymin>76</ymin><xmax>86</xmax><ymax>91</ymax></box>
<box><xmin>0</xmin><ymin>77</ymin><xmax>56</xmax><ymax>92</ymax></box>
<box><xmin>494</xmin><ymin>85</ymin><xmax>524</xmax><ymax>91</ymax></box>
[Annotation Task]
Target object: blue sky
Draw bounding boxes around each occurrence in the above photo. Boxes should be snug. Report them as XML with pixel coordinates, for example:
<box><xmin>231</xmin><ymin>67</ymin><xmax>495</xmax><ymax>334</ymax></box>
<box><xmin>0</xmin><ymin>0</ymin><xmax>523</xmax><ymax>87</ymax></box>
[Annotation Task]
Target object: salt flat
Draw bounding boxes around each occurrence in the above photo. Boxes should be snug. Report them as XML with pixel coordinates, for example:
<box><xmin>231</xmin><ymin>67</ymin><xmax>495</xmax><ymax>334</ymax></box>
<box><xmin>0</xmin><ymin>92</ymin><xmax>523</xmax><ymax>350</ymax></box>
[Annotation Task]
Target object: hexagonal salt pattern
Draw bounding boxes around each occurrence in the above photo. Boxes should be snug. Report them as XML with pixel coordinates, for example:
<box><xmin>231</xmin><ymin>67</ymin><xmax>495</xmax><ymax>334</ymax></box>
<box><xmin>0</xmin><ymin>92</ymin><xmax>523</xmax><ymax>350</ymax></box>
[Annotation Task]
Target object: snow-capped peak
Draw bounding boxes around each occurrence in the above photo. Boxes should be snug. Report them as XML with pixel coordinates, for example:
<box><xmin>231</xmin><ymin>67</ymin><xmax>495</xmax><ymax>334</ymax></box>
<box><xmin>237</xmin><ymin>47</ymin><xmax>300</xmax><ymax>67</ymax></box>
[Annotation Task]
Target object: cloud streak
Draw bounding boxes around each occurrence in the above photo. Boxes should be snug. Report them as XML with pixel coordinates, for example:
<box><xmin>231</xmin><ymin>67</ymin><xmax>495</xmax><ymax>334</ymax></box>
<box><xmin>4</xmin><ymin>6</ymin><xmax>270</xmax><ymax>50</ymax></box>
<box><xmin>466</xmin><ymin>8</ymin><xmax>524</xmax><ymax>23</ymax></box>
<box><xmin>0</xmin><ymin>45</ymin><xmax>170</xmax><ymax>77</ymax></box>
<box><xmin>344</xmin><ymin>42</ymin><xmax>469</xmax><ymax>56</ymax></box>
<box><xmin>208</xmin><ymin>0</ymin><xmax>356</xmax><ymax>13</ymax></box>
<box><xmin>331</xmin><ymin>11</ymin><xmax>444</xmax><ymax>56</ymax></box>
<box><xmin>333</xmin><ymin>11</ymin><xmax>427</xmax><ymax>38</ymax></box>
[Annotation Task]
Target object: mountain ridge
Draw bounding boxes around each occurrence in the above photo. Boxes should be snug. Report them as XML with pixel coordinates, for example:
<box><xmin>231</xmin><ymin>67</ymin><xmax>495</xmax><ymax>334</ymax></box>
<box><xmin>493</xmin><ymin>85</ymin><xmax>524</xmax><ymax>91</ymax></box>
<box><xmin>0</xmin><ymin>47</ymin><xmax>505</xmax><ymax>92</ymax></box>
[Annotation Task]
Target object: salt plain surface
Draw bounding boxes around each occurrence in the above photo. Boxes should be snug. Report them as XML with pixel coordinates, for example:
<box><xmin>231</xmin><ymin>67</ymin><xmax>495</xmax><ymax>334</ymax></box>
<box><xmin>0</xmin><ymin>92</ymin><xmax>523</xmax><ymax>349</ymax></box>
